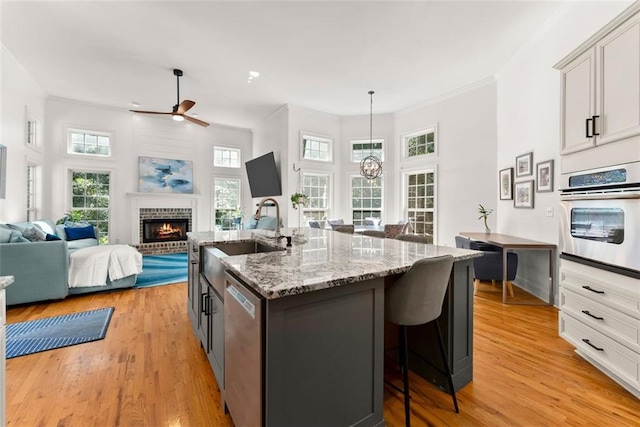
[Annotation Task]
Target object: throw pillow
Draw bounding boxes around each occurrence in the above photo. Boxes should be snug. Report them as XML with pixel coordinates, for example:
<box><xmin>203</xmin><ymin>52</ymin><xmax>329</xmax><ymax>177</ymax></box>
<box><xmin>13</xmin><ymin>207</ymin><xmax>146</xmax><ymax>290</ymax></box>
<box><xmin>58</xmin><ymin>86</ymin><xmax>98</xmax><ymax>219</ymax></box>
<box><xmin>256</xmin><ymin>216</ymin><xmax>277</xmax><ymax>230</ymax></box>
<box><xmin>22</xmin><ymin>226</ymin><xmax>47</xmax><ymax>242</ymax></box>
<box><xmin>244</xmin><ymin>217</ymin><xmax>259</xmax><ymax>230</ymax></box>
<box><xmin>64</xmin><ymin>220</ymin><xmax>91</xmax><ymax>228</ymax></box>
<box><xmin>46</xmin><ymin>233</ymin><xmax>62</xmax><ymax>241</ymax></box>
<box><xmin>9</xmin><ymin>231</ymin><xmax>28</xmax><ymax>243</ymax></box>
<box><xmin>0</xmin><ymin>225</ymin><xmax>12</xmax><ymax>243</ymax></box>
<box><xmin>64</xmin><ymin>225</ymin><xmax>96</xmax><ymax>241</ymax></box>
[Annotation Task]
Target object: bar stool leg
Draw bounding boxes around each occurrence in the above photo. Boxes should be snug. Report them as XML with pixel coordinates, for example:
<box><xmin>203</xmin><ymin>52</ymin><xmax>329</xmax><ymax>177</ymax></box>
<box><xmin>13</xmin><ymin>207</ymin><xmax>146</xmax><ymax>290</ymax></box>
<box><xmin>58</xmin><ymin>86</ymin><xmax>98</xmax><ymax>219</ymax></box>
<box><xmin>434</xmin><ymin>321</ymin><xmax>459</xmax><ymax>413</ymax></box>
<box><xmin>400</xmin><ymin>325</ymin><xmax>411</xmax><ymax>427</ymax></box>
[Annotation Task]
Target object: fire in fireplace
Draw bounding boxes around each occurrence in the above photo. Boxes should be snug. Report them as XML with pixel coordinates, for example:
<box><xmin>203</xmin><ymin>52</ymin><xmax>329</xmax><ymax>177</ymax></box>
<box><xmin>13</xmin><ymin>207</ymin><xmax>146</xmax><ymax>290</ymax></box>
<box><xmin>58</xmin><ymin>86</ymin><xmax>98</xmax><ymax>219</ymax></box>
<box><xmin>143</xmin><ymin>219</ymin><xmax>189</xmax><ymax>243</ymax></box>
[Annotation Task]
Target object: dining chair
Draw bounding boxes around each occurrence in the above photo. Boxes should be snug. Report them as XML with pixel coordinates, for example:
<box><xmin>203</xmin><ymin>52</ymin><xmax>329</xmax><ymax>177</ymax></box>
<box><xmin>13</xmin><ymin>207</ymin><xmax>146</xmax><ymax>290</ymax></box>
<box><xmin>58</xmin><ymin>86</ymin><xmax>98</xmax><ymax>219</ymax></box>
<box><xmin>327</xmin><ymin>219</ymin><xmax>345</xmax><ymax>230</ymax></box>
<box><xmin>384</xmin><ymin>224</ymin><xmax>405</xmax><ymax>239</ymax></box>
<box><xmin>364</xmin><ymin>217</ymin><xmax>381</xmax><ymax>226</ymax></box>
<box><xmin>395</xmin><ymin>234</ymin><xmax>430</xmax><ymax>244</ymax></box>
<box><xmin>361</xmin><ymin>229</ymin><xmax>385</xmax><ymax>238</ymax></box>
<box><xmin>334</xmin><ymin>224</ymin><xmax>354</xmax><ymax>234</ymax></box>
<box><xmin>454</xmin><ymin>235</ymin><xmax>517</xmax><ymax>297</ymax></box>
<box><xmin>308</xmin><ymin>220</ymin><xmax>322</xmax><ymax>229</ymax></box>
<box><xmin>385</xmin><ymin>255</ymin><xmax>458</xmax><ymax>426</ymax></box>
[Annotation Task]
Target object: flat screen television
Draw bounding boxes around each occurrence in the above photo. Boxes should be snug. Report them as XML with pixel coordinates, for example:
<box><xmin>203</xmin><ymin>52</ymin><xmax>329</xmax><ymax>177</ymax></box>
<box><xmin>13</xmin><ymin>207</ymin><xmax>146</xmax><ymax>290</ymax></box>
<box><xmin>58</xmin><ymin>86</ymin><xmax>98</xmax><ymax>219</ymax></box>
<box><xmin>245</xmin><ymin>151</ymin><xmax>282</xmax><ymax>198</ymax></box>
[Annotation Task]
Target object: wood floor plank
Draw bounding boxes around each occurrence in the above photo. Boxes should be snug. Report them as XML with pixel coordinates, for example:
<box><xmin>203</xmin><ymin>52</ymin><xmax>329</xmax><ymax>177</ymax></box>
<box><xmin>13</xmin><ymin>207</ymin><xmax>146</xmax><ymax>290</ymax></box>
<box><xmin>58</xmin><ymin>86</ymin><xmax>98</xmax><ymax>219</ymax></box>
<box><xmin>5</xmin><ymin>281</ymin><xmax>640</xmax><ymax>426</ymax></box>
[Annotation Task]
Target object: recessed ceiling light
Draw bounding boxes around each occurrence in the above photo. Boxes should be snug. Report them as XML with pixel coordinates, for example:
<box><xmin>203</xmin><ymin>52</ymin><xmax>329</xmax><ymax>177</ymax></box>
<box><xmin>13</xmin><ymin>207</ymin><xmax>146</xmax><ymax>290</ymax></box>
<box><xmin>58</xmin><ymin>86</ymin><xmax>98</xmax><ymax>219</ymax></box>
<box><xmin>248</xmin><ymin>70</ymin><xmax>260</xmax><ymax>83</ymax></box>
<box><xmin>130</xmin><ymin>101</ymin><xmax>140</xmax><ymax>107</ymax></box>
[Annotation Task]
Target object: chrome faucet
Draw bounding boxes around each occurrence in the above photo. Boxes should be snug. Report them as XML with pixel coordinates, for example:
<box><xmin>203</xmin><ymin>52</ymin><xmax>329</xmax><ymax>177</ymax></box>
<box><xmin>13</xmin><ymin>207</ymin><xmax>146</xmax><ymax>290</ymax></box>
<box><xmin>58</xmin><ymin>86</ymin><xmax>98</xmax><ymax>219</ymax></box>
<box><xmin>254</xmin><ymin>197</ymin><xmax>281</xmax><ymax>238</ymax></box>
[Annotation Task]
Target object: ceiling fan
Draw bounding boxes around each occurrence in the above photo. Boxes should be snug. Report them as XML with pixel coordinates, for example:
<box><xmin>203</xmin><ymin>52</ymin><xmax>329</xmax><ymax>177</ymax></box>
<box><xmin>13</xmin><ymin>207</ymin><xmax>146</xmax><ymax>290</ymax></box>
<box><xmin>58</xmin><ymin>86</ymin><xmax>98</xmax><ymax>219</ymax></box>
<box><xmin>130</xmin><ymin>68</ymin><xmax>210</xmax><ymax>127</ymax></box>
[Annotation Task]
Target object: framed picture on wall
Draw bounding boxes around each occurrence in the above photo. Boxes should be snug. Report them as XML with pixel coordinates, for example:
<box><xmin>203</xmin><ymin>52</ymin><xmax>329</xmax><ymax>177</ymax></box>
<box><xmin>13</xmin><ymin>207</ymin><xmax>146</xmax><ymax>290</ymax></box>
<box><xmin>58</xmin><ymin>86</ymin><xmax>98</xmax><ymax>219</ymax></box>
<box><xmin>514</xmin><ymin>180</ymin><xmax>534</xmax><ymax>208</ymax></box>
<box><xmin>536</xmin><ymin>159</ymin><xmax>554</xmax><ymax>192</ymax></box>
<box><xmin>499</xmin><ymin>168</ymin><xmax>513</xmax><ymax>200</ymax></box>
<box><xmin>138</xmin><ymin>156</ymin><xmax>194</xmax><ymax>194</ymax></box>
<box><xmin>515</xmin><ymin>152</ymin><xmax>533</xmax><ymax>177</ymax></box>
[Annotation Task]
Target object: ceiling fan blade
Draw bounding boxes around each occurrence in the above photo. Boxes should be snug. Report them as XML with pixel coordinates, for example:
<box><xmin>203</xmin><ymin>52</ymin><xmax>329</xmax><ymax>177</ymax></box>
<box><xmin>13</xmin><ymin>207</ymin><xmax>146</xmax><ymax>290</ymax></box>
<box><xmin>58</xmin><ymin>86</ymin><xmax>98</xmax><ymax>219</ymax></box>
<box><xmin>176</xmin><ymin>100</ymin><xmax>195</xmax><ymax>114</ymax></box>
<box><xmin>129</xmin><ymin>109</ymin><xmax>172</xmax><ymax>115</ymax></box>
<box><xmin>184</xmin><ymin>115</ymin><xmax>210</xmax><ymax>127</ymax></box>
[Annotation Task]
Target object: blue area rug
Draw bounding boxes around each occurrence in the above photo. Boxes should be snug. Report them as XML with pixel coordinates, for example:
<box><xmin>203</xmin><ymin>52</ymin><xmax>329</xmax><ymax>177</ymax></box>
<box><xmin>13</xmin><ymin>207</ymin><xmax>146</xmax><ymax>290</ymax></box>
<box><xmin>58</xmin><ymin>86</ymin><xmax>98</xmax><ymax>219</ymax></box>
<box><xmin>135</xmin><ymin>252</ymin><xmax>188</xmax><ymax>288</ymax></box>
<box><xmin>6</xmin><ymin>307</ymin><xmax>114</xmax><ymax>359</ymax></box>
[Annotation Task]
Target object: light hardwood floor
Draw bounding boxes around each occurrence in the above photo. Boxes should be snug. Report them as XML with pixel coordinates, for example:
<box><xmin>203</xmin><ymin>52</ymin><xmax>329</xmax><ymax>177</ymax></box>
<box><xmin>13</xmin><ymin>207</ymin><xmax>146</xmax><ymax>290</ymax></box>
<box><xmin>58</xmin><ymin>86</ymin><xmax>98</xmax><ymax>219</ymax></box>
<box><xmin>6</xmin><ymin>282</ymin><xmax>640</xmax><ymax>426</ymax></box>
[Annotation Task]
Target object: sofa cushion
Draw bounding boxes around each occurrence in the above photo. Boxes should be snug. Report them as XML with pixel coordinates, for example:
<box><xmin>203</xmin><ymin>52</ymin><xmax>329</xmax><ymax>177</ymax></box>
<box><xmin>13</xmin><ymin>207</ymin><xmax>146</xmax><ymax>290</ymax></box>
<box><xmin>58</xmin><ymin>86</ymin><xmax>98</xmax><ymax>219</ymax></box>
<box><xmin>65</xmin><ymin>225</ymin><xmax>96</xmax><ymax>241</ymax></box>
<box><xmin>46</xmin><ymin>233</ymin><xmax>62</xmax><ymax>241</ymax></box>
<box><xmin>67</xmin><ymin>238</ymin><xmax>99</xmax><ymax>254</ymax></box>
<box><xmin>32</xmin><ymin>220</ymin><xmax>56</xmax><ymax>235</ymax></box>
<box><xmin>22</xmin><ymin>226</ymin><xmax>47</xmax><ymax>242</ymax></box>
<box><xmin>0</xmin><ymin>225</ymin><xmax>12</xmax><ymax>243</ymax></box>
<box><xmin>244</xmin><ymin>216</ymin><xmax>259</xmax><ymax>229</ymax></box>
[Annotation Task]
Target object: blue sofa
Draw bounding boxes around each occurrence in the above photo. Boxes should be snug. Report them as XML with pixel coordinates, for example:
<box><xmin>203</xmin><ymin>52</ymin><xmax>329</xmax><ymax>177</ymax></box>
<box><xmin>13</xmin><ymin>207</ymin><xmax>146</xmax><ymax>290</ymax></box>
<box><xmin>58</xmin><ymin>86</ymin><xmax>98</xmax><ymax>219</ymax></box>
<box><xmin>0</xmin><ymin>219</ymin><xmax>136</xmax><ymax>306</ymax></box>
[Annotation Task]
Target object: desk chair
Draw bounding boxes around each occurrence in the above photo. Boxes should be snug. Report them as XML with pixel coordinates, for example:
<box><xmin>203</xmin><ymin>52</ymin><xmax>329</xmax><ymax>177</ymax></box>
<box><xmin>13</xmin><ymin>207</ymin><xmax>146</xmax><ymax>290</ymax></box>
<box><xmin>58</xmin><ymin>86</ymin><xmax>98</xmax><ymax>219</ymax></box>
<box><xmin>455</xmin><ymin>236</ymin><xmax>517</xmax><ymax>297</ymax></box>
<box><xmin>361</xmin><ymin>230</ymin><xmax>385</xmax><ymax>238</ymax></box>
<box><xmin>385</xmin><ymin>255</ymin><xmax>458</xmax><ymax>426</ymax></box>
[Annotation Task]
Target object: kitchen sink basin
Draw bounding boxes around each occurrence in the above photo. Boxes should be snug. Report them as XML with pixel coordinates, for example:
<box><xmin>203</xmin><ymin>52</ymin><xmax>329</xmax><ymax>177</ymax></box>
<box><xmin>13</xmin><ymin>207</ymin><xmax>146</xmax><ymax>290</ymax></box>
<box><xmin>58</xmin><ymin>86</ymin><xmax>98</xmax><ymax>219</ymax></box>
<box><xmin>202</xmin><ymin>240</ymin><xmax>284</xmax><ymax>298</ymax></box>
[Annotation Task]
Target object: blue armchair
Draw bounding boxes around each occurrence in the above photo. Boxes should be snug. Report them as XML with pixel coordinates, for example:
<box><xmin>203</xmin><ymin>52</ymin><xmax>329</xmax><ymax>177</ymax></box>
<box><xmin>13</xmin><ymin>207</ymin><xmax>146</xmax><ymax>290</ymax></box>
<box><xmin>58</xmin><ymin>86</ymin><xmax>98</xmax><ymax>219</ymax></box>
<box><xmin>455</xmin><ymin>236</ymin><xmax>517</xmax><ymax>297</ymax></box>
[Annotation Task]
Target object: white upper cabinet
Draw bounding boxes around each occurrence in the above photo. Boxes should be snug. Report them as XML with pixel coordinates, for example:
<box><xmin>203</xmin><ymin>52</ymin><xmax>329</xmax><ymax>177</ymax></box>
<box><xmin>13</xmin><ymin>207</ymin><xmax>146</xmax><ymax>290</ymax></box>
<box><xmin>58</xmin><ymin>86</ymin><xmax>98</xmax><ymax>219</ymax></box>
<box><xmin>557</xmin><ymin>5</ymin><xmax>640</xmax><ymax>155</ymax></box>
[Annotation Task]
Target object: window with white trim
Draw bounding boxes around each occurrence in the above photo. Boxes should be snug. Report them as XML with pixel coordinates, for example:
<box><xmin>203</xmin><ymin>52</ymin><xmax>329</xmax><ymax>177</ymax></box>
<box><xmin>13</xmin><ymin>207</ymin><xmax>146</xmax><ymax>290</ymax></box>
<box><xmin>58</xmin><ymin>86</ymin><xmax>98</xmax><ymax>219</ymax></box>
<box><xmin>404</xmin><ymin>128</ymin><xmax>436</xmax><ymax>158</ymax></box>
<box><xmin>406</xmin><ymin>170</ymin><xmax>435</xmax><ymax>243</ymax></box>
<box><xmin>351</xmin><ymin>175</ymin><xmax>382</xmax><ymax>225</ymax></box>
<box><xmin>351</xmin><ymin>139</ymin><xmax>383</xmax><ymax>163</ymax></box>
<box><xmin>27</xmin><ymin>119</ymin><xmax>39</xmax><ymax>147</ymax></box>
<box><xmin>68</xmin><ymin>129</ymin><xmax>111</xmax><ymax>157</ymax></box>
<box><xmin>214</xmin><ymin>147</ymin><xmax>241</xmax><ymax>168</ymax></box>
<box><xmin>213</xmin><ymin>178</ymin><xmax>241</xmax><ymax>230</ymax></box>
<box><xmin>301</xmin><ymin>134</ymin><xmax>332</xmax><ymax>162</ymax></box>
<box><xmin>302</xmin><ymin>173</ymin><xmax>330</xmax><ymax>220</ymax></box>
<box><xmin>70</xmin><ymin>171</ymin><xmax>110</xmax><ymax>244</ymax></box>
<box><xmin>26</xmin><ymin>164</ymin><xmax>40</xmax><ymax>221</ymax></box>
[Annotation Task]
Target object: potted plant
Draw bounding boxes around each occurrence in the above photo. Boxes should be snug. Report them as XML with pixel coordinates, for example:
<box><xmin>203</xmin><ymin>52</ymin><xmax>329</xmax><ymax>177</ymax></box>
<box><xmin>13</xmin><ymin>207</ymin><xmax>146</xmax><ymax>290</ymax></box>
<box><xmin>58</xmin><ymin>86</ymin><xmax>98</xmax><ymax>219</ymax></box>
<box><xmin>291</xmin><ymin>192</ymin><xmax>309</xmax><ymax>210</ymax></box>
<box><xmin>478</xmin><ymin>204</ymin><xmax>493</xmax><ymax>233</ymax></box>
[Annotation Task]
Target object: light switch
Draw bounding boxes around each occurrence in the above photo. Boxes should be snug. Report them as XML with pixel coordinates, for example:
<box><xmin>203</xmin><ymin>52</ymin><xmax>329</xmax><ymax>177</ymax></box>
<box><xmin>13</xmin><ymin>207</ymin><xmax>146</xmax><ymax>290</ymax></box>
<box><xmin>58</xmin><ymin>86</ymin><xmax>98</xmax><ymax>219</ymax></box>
<box><xmin>546</xmin><ymin>207</ymin><xmax>554</xmax><ymax>217</ymax></box>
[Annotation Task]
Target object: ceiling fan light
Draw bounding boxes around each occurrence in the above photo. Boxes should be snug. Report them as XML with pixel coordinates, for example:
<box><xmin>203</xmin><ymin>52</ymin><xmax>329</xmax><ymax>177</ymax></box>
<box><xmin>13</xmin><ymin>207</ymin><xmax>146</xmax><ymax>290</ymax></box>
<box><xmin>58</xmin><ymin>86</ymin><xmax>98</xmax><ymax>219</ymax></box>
<box><xmin>172</xmin><ymin>114</ymin><xmax>184</xmax><ymax>122</ymax></box>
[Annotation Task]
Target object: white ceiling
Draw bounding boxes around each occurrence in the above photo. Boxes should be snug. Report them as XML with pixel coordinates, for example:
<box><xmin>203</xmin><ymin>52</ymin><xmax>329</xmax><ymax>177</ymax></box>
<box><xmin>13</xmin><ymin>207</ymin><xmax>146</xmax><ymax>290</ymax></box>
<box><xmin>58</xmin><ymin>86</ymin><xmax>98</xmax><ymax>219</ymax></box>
<box><xmin>1</xmin><ymin>1</ymin><xmax>568</xmax><ymax>129</ymax></box>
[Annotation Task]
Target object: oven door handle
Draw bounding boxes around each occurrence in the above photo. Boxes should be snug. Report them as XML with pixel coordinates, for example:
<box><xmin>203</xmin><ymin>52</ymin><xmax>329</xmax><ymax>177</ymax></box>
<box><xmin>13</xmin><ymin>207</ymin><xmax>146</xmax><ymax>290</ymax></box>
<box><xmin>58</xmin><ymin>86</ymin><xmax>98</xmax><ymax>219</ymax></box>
<box><xmin>561</xmin><ymin>192</ymin><xmax>640</xmax><ymax>201</ymax></box>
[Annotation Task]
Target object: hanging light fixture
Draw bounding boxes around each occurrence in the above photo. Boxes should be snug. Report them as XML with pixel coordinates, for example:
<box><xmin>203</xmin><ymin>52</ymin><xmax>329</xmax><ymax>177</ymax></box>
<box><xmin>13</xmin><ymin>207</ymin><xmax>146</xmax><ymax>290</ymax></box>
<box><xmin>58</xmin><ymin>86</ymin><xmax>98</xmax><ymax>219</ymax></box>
<box><xmin>360</xmin><ymin>90</ymin><xmax>383</xmax><ymax>180</ymax></box>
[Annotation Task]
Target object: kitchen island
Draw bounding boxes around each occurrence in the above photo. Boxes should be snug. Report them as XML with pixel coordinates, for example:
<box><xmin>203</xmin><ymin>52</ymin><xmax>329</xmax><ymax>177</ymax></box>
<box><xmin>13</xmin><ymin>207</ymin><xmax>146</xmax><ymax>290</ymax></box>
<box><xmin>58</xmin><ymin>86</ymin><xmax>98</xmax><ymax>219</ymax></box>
<box><xmin>187</xmin><ymin>228</ymin><xmax>481</xmax><ymax>427</ymax></box>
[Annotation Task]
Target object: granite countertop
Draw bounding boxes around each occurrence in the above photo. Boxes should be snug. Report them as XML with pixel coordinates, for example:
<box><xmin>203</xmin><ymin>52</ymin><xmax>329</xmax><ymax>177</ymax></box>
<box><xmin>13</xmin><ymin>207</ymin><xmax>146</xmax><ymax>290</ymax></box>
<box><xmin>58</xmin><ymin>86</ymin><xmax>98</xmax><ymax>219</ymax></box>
<box><xmin>187</xmin><ymin>228</ymin><xmax>481</xmax><ymax>300</ymax></box>
<box><xmin>0</xmin><ymin>275</ymin><xmax>14</xmax><ymax>290</ymax></box>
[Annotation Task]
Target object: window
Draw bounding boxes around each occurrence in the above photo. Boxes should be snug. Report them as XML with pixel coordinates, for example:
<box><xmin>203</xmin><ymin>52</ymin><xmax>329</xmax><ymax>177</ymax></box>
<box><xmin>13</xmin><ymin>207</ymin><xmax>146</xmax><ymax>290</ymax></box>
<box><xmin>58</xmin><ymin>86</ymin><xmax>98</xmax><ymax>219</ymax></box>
<box><xmin>302</xmin><ymin>173</ymin><xmax>330</xmax><ymax>220</ymax></box>
<box><xmin>301</xmin><ymin>134</ymin><xmax>332</xmax><ymax>162</ymax></box>
<box><xmin>26</xmin><ymin>164</ymin><xmax>40</xmax><ymax>221</ymax></box>
<box><xmin>351</xmin><ymin>139</ymin><xmax>383</xmax><ymax>163</ymax></box>
<box><xmin>213</xmin><ymin>178</ymin><xmax>241</xmax><ymax>230</ymax></box>
<box><xmin>71</xmin><ymin>171</ymin><xmax>110</xmax><ymax>244</ymax></box>
<box><xmin>351</xmin><ymin>175</ymin><xmax>382</xmax><ymax>225</ymax></box>
<box><xmin>27</xmin><ymin>119</ymin><xmax>38</xmax><ymax>147</ymax></box>
<box><xmin>405</xmin><ymin>128</ymin><xmax>436</xmax><ymax>158</ymax></box>
<box><xmin>406</xmin><ymin>170</ymin><xmax>435</xmax><ymax>243</ymax></box>
<box><xmin>214</xmin><ymin>147</ymin><xmax>241</xmax><ymax>168</ymax></box>
<box><xmin>68</xmin><ymin>129</ymin><xmax>111</xmax><ymax>157</ymax></box>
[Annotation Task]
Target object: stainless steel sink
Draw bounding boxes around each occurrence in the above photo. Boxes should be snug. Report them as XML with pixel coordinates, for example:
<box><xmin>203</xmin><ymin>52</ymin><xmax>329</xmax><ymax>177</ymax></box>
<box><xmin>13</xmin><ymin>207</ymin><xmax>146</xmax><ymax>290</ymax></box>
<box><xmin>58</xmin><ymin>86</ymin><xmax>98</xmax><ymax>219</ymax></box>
<box><xmin>203</xmin><ymin>241</ymin><xmax>284</xmax><ymax>297</ymax></box>
<box><xmin>214</xmin><ymin>241</ymin><xmax>283</xmax><ymax>256</ymax></box>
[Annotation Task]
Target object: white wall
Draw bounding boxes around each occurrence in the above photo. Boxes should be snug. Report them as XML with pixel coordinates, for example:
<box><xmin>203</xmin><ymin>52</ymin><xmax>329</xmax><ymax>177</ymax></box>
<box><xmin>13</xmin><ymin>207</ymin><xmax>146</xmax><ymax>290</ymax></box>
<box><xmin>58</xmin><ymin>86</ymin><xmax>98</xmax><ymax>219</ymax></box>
<box><xmin>252</xmin><ymin>105</ymin><xmax>289</xmax><ymax>224</ymax></box>
<box><xmin>496</xmin><ymin>1</ymin><xmax>632</xmax><ymax>301</ymax></box>
<box><xmin>45</xmin><ymin>97</ymin><xmax>252</xmax><ymax>243</ymax></box>
<box><xmin>395</xmin><ymin>80</ymin><xmax>498</xmax><ymax>246</ymax></box>
<box><xmin>0</xmin><ymin>46</ymin><xmax>47</xmax><ymax>222</ymax></box>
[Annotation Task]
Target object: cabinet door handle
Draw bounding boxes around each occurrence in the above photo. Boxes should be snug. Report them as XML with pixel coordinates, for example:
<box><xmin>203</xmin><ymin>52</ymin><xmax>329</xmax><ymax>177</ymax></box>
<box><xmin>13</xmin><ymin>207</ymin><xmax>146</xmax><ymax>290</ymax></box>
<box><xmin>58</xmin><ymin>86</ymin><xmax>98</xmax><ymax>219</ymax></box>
<box><xmin>581</xmin><ymin>310</ymin><xmax>604</xmax><ymax>320</ymax></box>
<box><xmin>201</xmin><ymin>292</ymin><xmax>208</xmax><ymax>313</ymax></box>
<box><xmin>582</xmin><ymin>338</ymin><xmax>604</xmax><ymax>351</ymax></box>
<box><xmin>592</xmin><ymin>115</ymin><xmax>599</xmax><ymax>136</ymax></box>
<box><xmin>586</xmin><ymin>118</ymin><xmax>593</xmax><ymax>138</ymax></box>
<box><xmin>205</xmin><ymin>295</ymin><xmax>211</xmax><ymax>316</ymax></box>
<box><xmin>190</xmin><ymin>260</ymin><xmax>197</xmax><ymax>265</ymax></box>
<box><xmin>582</xmin><ymin>285</ymin><xmax>604</xmax><ymax>294</ymax></box>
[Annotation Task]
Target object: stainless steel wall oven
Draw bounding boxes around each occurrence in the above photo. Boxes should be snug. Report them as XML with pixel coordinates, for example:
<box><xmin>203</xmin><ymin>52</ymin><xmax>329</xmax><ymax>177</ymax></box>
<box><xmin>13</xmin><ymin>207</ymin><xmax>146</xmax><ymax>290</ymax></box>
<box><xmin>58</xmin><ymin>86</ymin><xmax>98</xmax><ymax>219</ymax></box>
<box><xmin>560</xmin><ymin>162</ymin><xmax>640</xmax><ymax>277</ymax></box>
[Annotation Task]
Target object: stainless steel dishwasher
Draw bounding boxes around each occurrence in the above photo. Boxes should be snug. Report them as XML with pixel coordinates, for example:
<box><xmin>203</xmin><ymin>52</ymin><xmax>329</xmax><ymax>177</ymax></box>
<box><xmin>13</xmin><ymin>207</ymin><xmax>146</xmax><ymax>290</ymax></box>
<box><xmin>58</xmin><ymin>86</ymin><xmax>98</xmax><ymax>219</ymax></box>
<box><xmin>224</xmin><ymin>272</ymin><xmax>263</xmax><ymax>427</ymax></box>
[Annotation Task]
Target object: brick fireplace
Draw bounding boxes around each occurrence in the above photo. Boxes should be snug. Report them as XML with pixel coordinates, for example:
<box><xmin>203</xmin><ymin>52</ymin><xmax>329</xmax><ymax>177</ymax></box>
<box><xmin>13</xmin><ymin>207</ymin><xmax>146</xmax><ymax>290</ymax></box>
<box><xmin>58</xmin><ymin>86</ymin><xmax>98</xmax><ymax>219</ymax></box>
<box><xmin>135</xmin><ymin>208</ymin><xmax>192</xmax><ymax>255</ymax></box>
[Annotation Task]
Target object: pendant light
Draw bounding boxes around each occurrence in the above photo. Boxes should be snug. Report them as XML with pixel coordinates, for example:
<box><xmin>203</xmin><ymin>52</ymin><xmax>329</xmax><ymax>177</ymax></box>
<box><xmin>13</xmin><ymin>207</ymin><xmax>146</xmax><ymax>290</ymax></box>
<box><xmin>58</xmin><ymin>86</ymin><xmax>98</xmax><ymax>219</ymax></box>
<box><xmin>360</xmin><ymin>90</ymin><xmax>383</xmax><ymax>180</ymax></box>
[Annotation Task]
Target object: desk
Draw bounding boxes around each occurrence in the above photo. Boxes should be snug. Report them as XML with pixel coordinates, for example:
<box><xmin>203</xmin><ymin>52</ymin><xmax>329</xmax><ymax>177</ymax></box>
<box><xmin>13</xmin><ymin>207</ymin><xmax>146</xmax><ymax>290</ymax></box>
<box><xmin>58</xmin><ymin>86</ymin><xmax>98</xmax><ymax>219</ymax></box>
<box><xmin>460</xmin><ymin>232</ymin><xmax>556</xmax><ymax>305</ymax></box>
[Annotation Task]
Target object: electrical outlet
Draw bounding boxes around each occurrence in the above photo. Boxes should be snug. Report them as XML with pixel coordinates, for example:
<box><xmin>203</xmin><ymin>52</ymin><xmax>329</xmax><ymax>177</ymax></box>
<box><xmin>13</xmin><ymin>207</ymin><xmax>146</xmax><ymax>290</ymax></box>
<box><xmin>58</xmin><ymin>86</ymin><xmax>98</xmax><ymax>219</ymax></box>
<box><xmin>546</xmin><ymin>207</ymin><xmax>554</xmax><ymax>217</ymax></box>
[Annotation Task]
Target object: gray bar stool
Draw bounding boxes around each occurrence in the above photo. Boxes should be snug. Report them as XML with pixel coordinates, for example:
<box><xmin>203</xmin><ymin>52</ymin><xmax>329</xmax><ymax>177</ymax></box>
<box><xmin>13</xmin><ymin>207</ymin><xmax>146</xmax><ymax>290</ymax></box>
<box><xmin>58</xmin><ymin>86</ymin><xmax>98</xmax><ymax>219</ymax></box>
<box><xmin>385</xmin><ymin>255</ymin><xmax>458</xmax><ymax>426</ymax></box>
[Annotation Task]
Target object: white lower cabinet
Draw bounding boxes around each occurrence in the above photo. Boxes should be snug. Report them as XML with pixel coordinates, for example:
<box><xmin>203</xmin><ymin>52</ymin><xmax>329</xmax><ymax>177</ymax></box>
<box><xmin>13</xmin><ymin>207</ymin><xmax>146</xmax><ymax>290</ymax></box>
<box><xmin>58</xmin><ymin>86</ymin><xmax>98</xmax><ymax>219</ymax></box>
<box><xmin>559</xmin><ymin>260</ymin><xmax>640</xmax><ymax>398</ymax></box>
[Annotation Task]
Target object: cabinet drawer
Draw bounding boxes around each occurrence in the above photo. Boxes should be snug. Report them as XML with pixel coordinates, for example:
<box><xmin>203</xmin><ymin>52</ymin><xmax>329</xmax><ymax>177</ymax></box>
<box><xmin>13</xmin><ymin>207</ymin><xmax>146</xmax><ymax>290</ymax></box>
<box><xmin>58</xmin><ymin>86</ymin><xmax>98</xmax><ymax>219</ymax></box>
<box><xmin>561</xmin><ymin>287</ymin><xmax>640</xmax><ymax>352</ymax></box>
<box><xmin>560</xmin><ymin>261</ymin><xmax>640</xmax><ymax>316</ymax></box>
<box><xmin>560</xmin><ymin>312</ymin><xmax>640</xmax><ymax>391</ymax></box>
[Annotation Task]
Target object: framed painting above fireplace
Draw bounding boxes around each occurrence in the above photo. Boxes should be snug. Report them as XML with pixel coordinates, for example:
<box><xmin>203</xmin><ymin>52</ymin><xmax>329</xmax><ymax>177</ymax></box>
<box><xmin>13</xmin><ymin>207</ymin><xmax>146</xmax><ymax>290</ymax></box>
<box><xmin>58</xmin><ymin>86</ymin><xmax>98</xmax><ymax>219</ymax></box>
<box><xmin>138</xmin><ymin>156</ymin><xmax>193</xmax><ymax>194</ymax></box>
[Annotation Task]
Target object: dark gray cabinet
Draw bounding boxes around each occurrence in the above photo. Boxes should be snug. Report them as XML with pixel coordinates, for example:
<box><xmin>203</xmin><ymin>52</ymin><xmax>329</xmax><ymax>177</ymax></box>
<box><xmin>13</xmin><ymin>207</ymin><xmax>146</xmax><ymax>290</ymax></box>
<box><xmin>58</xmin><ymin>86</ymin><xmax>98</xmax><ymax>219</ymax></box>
<box><xmin>204</xmin><ymin>283</ymin><xmax>224</xmax><ymax>390</ymax></box>
<box><xmin>187</xmin><ymin>241</ymin><xmax>204</xmax><ymax>344</ymax></box>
